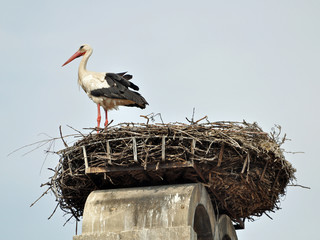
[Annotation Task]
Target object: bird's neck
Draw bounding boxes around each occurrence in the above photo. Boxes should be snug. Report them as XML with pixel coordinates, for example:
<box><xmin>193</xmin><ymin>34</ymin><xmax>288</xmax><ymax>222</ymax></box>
<box><xmin>78</xmin><ymin>49</ymin><xmax>93</xmax><ymax>77</ymax></box>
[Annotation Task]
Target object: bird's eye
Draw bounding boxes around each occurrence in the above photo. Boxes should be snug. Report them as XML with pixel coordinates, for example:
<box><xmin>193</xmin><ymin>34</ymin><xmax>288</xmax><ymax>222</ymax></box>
<box><xmin>80</xmin><ymin>45</ymin><xmax>84</xmax><ymax>50</ymax></box>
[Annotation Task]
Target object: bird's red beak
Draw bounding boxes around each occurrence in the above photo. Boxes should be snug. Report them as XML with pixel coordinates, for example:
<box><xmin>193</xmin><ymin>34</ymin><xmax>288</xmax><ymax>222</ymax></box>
<box><xmin>62</xmin><ymin>50</ymin><xmax>86</xmax><ymax>67</ymax></box>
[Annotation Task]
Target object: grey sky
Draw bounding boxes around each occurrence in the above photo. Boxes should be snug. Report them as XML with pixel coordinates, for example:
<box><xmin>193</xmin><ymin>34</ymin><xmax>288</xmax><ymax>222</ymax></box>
<box><xmin>1</xmin><ymin>0</ymin><xmax>319</xmax><ymax>239</ymax></box>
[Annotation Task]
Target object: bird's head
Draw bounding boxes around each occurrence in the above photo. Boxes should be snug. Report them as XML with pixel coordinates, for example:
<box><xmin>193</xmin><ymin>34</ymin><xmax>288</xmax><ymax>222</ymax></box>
<box><xmin>62</xmin><ymin>44</ymin><xmax>92</xmax><ymax>67</ymax></box>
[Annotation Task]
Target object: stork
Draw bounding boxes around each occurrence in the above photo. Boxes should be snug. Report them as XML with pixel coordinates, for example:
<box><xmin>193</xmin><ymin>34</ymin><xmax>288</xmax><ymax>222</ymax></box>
<box><xmin>62</xmin><ymin>44</ymin><xmax>148</xmax><ymax>131</ymax></box>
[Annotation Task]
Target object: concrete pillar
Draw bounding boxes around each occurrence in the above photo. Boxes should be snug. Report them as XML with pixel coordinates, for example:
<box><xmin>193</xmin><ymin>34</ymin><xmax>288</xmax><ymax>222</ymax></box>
<box><xmin>73</xmin><ymin>183</ymin><xmax>237</xmax><ymax>240</ymax></box>
<box><xmin>217</xmin><ymin>215</ymin><xmax>238</xmax><ymax>240</ymax></box>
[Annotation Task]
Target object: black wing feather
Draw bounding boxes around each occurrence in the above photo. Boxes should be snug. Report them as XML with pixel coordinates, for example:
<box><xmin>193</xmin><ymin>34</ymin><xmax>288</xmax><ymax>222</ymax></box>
<box><xmin>116</xmin><ymin>72</ymin><xmax>133</xmax><ymax>80</ymax></box>
<box><xmin>109</xmin><ymin>72</ymin><xmax>139</xmax><ymax>90</ymax></box>
<box><xmin>90</xmin><ymin>72</ymin><xmax>148</xmax><ymax>109</ymax></box>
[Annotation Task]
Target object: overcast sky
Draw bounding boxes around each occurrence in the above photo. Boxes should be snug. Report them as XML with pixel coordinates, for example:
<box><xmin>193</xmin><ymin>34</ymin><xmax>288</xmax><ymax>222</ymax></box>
<box><xmin>1</xmin><ymin>0</ymin><xmax>319</xmax><ymax>239</ymax></box>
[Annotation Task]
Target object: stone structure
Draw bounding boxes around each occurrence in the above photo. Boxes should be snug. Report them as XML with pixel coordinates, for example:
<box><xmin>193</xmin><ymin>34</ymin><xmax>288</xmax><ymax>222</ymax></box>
<box><xmin>74</xmin><ymin>183</ymin><xmax>237</xmax><ymax>240</ymax></box>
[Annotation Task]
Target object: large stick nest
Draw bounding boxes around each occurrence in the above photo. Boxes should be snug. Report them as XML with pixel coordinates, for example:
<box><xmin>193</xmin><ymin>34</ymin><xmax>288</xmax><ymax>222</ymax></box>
<box><xmin>49</xmin><ymin>121</ymin><xmax>295</xmax><ymax>224</ymax></box>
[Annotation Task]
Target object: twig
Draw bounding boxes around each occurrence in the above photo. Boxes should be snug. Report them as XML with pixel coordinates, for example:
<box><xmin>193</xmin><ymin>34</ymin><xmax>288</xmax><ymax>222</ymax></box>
<box><xmin>67</xmin><ymin>125</ymin><xmax>85</xmax><ymax>137</ymax></box>
<box><xmin>264</xmin><ymin>212</ymin><xmax>273</xmax><ymax>220</ymax></box>
<box><xmin>63</xmin><ymin>214</ymin><xmax>75</xmax><ymax>226</ymax></box>
<box><xmin>285</xmin><ymin>151</ymin><xmax>305</xmax><ymax>154</ymax></box>
<box><xmin>288</xmin><ymin>184</ymin><xmax>310</xmax><ymax>189</ymax></box>
<box><xmin>104</xmin><ymin>120</ymin><xmax>114</xmax><ymax>130</ymax></box>
<box><xmin>59</xmin><ymin>126</ymin><xmax>68</xmax><ymax>148</ymax></box>
<box><xmin>260</xmin><ymin>161</ymin><xmax>268</xmax><ymax>180</ymax></box>
<box><xmin>186</xmin><ymin>107</ymin><xmax>196</xmax><ymax>124</ymax></box>
<box><xmin>105</xmin><ymin>174</ymin><xmax>116</xmax><ymax>185</ymax></box>
<box><xmin>48</xmin><ymin>203</ymin><xmax>59</xmax><ymax>220</ymax></box>
<box><xmin>195</xmin><ymin>116</ymin><xmax>208</xmax><ymax>124</ymax></box>
<box><xmin>217</xmin><ymin>143</ymin><xmax>224</xmax><ymax>167</ymax></box>
<box><xmin>246</xmin><ymin>153</ymin><xmax>250</xmax><ymax>181</ymax></box>
<box><xmin>140</xmin><ymin>115</ymin><xmax>150</xmax><ymax>125</ymax></box>
<box><xmin>140</xmin><ymin>113</ymin><xmax>164</xmax><ymax>124</ymax></box>
<box><xmin>241</xmin><ymin>155</ymin><xmax>248</xmax><ymax>174</ymax></box>
<box><xmin>8</xmin><ymin>133</ymin><xmax>80</xmax><ymax>156</ymax></box>
<box><xmin>30</xmin><ymin>187</ymin><xmax>50</xmax><ymax>207</ymax></box>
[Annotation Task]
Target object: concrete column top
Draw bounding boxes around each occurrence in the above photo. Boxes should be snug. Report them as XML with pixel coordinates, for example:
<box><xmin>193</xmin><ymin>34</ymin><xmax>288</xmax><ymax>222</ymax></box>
<box><xmin>74</xmin><ymin>183</ymin><xmax>237</xmax><ymax>240</ymax></box>
<box><xmin>81</xmin><ymin>183</ymin><xmax>216</xmax><ymax>235</ymax></box>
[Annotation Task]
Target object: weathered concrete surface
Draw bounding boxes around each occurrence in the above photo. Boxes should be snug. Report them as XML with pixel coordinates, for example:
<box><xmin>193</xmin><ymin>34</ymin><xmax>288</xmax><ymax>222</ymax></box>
<box><xmin>73</xmin><ymin>183</ymin><xmax>237</xmax><ymax>240</ymax></box>
<box><xmin>74</xmin><ymin>226</ymin><xmax>196</xmax><ymax>240</ymax></box>
<box><xmin>217</xmin><ymin>215</ymin><xmax>238</xmax><ymax>240</ymax></box>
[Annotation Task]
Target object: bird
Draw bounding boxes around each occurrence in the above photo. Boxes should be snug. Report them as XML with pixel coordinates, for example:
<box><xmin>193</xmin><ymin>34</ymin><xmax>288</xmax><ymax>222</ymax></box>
<box><xmin>62</xmin><ymin>44</ymin><xmax>148</xmax><ymax>131</ymax></box>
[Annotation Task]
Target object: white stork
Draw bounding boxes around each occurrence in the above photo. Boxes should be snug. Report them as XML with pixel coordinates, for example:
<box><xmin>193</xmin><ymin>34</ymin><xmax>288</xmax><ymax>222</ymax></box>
<box><xmin>62</xmin><ymin>44</ymin><xmax>148</xmax><ymax>131</ymax></box>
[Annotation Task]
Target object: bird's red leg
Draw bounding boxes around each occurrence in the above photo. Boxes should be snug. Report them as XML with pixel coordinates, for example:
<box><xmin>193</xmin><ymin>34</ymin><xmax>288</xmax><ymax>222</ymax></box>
<box><xmin>104</xmin><ymin>110</ymin><xmax>108</xmax><ymax>128</ymax></box>
<box><xmin>97</xmin><ymin>104</ymin><xmax>101</xmax><ymax>132</ymax></box>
